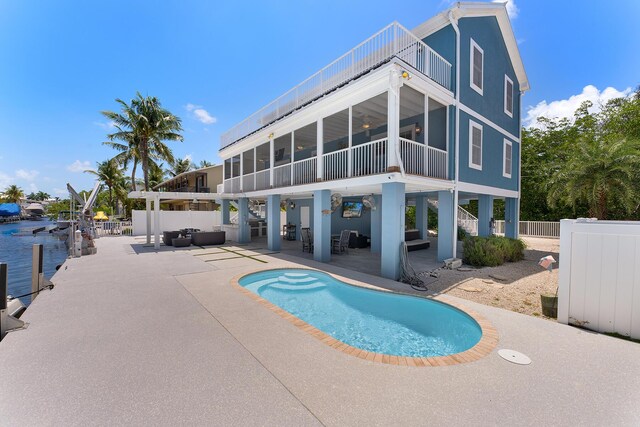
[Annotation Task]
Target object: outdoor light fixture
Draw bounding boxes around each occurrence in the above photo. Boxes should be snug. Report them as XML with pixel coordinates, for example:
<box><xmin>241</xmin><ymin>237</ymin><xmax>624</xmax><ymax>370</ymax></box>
<box><xmin>362</xmin><ymin>123</ymin><xmax>371</xmax><ymax>129</ymax></box>
<box><xmin>268</xmin><ymin>132</ymin><xmax>274</xmax><ymax>139</ymax></box>
<box><xmin>401</xmin><ymin>70</ymin><xmax>411</xmax><ymax>79</ymax></box>
<box><xmin>192</xmin><ymin>198</ymin><xmax>198</xmax><ymax>204</ymax></box>
<box><xmin>415</xmin><ymin>123</ymin><xmax>422</xmax><ymax>134</ymax></box>
<box><xmin>290</xmin><ymin>201</ymin><xmax>296</xmax><ymax>210</ymax></box>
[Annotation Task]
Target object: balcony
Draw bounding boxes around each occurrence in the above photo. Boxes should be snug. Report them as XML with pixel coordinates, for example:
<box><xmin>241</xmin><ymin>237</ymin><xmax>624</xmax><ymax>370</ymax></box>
<box><xmin>220</xmin><ymin>22</ymin><xmax>452</xmax><ymax>150</ymax></box>
<box><xmin>222</xmin><ymin>137</ymin><xmax>447</xmax><ymax>194</ymax></box>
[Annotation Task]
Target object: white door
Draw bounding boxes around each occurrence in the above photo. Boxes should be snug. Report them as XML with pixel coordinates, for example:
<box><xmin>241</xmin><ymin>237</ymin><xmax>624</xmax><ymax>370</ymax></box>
<box><xmin>300</xmin><ymin>206</ymin><xmax>310</xmax><ymax>229</ymax></box>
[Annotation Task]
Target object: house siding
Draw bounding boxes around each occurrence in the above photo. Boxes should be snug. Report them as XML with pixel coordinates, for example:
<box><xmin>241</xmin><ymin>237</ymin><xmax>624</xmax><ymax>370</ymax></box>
<box><xmin>458</xmin><ymin>110</ymin><xmax>519</xmax><ymax>191</ymax></box>
<box><xmin>458</xmin><ymin>16</ymin><xmax>520</xmax><ymax>136</ymax></box>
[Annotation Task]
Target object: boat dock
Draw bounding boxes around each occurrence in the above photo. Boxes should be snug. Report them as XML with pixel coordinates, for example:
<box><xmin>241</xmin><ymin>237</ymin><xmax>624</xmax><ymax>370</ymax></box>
<box><xmin>1</xmin><ymin>236</ymin><xmax>639</xmax><ymax>425</ymax></box>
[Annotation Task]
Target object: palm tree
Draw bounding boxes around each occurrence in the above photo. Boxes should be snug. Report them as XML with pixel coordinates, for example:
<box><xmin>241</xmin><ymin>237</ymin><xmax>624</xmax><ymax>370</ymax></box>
<box><xmin>2</xmin><ymin>185</ymin><xmax>24</xmax><ymax>203</ymax></box>
<box><xmin>102</xmin><ymin>93</ymin><xmax>183</xmax><ymax>191</ymax></box>
<box><xmin>547</xmin><ymin>137</ymin><xmax>640</xmax><ymax>219</ymax></box>
<box><xmin>148</xmin><ymin>161</ymin><xmax>167</xmax><ymax>189</ymax></box>
<box><xmin>169</xmin><ymin>157</ymin><xmax>193</xmax><ymax>177</ymax></box>
<box><xmin>199</xmin><ymin>160</ymin><xmax>213</xmax><ymax>168</ymax></box>
<box><xmin>85</xmin><ymin>159</ymin><xmax>124</xmax><ymax>216</ymax></box>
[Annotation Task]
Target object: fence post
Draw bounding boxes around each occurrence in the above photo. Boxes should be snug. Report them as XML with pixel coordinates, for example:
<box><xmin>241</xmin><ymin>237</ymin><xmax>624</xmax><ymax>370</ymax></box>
<box><xmin>31</xmin><ymin>244</ymin><xmax>43</xmax><ymax>304</ymax></box>
<box><xmin>1</xmin><ymin>263</ymin><xmax>26</xmax><ymax>340</ymax></box>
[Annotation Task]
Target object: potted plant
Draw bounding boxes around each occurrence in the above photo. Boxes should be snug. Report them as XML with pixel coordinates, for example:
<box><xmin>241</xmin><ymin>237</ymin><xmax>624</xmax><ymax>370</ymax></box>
<box><xmin>538</xmin><ymin>255</ymin><xmax>557</xmax><ymax>318</ymax></box>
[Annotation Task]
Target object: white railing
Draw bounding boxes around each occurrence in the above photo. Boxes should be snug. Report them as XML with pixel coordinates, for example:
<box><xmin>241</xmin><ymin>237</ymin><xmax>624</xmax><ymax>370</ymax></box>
<box><xmin>398</xmin><ymin>138</ymin><xmax>448</xmax><ymax>179</ymax></box>
<box><xmin>95</xmin><ymin>221</ymin><xmax>132</xmax><ymax>237</ymax></box>
<box><xmin>255</xmin><ymin>169</ymin><xmax>270</xmax><ymax>191</ymax></box>
<box><xmin>399</xmin><ymin>138</ymin><xmax>425</xmax><ymax>175</ymax></box>
<box><xmin>223</xmin><ymin>180</ymin><xmax>231</xmax><ymax>193</ymax></box>
<box><xmin>220</xmin><ymin>22</ymin><xmax>452</xmax><ymax>149</ymax></box>
<box><xmin>426</xmin><ymin>146</ymin><xmax>448</xmax><ymax>180</ymax></box>
<box><xmin>457</xmin><ymin>206</ymin><xmax>478</xmax><ymax>236</ymax></box>
<box><xmin>242</xmin><ymin>173</ymin><xmax>255</xmax><ymax>192</ymax></box>
<box><xmin>230</xmin><ymin>176</ymin><xmax>241</xmax><ymax>193</ymax></box>
<box><xmin>273</xmin><ymin>163</ymin><xmax>291</xmax><ymax>188</ymax></box>
<box><xmin>323</xmin><ymin>148</ymin><xmax>349</xmax><ymax>181</ymax></box>
<box><xmin>352</xmin><ymin>138</ymin><xmax>388</xmax><ymax>177</ymax></box>
<box><xmin>495</xmin><ymin>220</ymin><xmax>560</xmax><ymax>238</ymax></box>
<box><xmin>292</xmin><ymin>157</ymin><xmax>317</xmax><ymax>185</ymax></box>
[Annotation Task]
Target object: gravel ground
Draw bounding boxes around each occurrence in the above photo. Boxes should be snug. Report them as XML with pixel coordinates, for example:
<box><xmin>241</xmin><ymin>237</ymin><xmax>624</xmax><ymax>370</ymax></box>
<box><xmin>429</xmin><ymin>237</ymin><xmax>560</xmax><ymax>320</ymax></box>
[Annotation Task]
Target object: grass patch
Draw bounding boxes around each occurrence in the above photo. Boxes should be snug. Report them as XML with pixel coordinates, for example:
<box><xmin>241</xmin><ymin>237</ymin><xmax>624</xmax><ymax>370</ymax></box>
<box><xmin>462</xmin><ymin>236</ymin><xmax>526</xmax><ymax>267</ymax></box>
<box><xmin>604</xmin><ymin>332</ymin><xmax>640</xmax><ymax>344</ymax></box>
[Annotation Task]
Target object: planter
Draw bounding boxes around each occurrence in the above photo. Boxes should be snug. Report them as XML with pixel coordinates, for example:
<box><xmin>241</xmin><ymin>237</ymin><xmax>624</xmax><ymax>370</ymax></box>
<box><xmin>540</xmin><ymin>294</ymin><xmax>558</xmax><ymax>318</ymax></box>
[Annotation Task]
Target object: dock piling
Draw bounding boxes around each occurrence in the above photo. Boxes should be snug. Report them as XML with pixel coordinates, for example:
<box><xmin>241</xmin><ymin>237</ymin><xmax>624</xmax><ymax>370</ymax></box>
<box><xmin>31</xmin><ymin>244</ymin><xmax>44</xmax><ymax>303</ymax></box>
<box><xmin>1</xmin><ymin>263</ymin><xmax>26</xmax><ymax>340</ymax></box>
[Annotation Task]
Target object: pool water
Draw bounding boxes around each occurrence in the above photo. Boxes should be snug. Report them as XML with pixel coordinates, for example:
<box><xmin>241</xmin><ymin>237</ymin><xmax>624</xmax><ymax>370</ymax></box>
<box><xmin>239</xmin><ymin>269</ymin><xmax>482</xmax><ymax>357</ymax></box>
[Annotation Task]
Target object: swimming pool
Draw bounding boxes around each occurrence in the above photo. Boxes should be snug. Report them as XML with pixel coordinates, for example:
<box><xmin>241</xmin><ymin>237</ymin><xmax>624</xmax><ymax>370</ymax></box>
<box><xmin>238</xmin><ymin>269</ymin><xmax>484</xmax><ymax>358</ymax></box>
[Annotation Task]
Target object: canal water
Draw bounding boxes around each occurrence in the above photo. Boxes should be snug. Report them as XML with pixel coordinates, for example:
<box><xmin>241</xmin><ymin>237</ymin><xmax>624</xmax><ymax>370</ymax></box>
<box><xmin>0</xmin><ymin>219</ymin><xmax>69</xmax><ymax>306</ymax></box>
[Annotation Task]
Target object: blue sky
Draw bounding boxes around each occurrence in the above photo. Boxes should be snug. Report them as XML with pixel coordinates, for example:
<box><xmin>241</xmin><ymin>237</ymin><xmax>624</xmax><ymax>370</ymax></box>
<box><xmin>0</xmin><ymin>0</ymin><xmax>638</xmax><ymax>196</ymax></box>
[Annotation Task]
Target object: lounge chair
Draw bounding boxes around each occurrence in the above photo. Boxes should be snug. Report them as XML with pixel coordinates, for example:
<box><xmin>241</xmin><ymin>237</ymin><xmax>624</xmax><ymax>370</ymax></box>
<box><xmin>331</xmin><ymin>229</ymin><xmax>350</xmax><ymax>254</ymax></box>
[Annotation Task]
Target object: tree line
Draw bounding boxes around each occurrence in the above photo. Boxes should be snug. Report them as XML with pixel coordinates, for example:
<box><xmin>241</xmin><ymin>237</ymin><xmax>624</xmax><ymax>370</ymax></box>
<box><xmin>521</xmin><ymin>88</ymin><xmax>640</xmax><ymax>221</ymax></box>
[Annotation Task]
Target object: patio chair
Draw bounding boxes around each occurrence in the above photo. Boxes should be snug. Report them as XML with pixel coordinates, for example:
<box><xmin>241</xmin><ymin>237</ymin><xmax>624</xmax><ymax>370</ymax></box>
<box><xmin>332</xmin><ymin>229</ymin><xmax>350</xmax><ymax>255</ymax></box>
<box><xmin>301</xmin><ymin>228</ymin><xmax>313</xmax><ymax>253</ymax></box>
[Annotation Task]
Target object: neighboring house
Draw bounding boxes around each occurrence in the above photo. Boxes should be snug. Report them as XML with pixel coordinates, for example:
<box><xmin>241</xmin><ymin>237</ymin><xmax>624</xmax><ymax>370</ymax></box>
<box><xmin>216</xmin><ymin>2</ymin><xmax>528</xmax><ymax>280</ymax></box>
<box><xmin>153</xmin><ymin>164</ymin><xmax>223</xmax><ymax>211</ymax></box>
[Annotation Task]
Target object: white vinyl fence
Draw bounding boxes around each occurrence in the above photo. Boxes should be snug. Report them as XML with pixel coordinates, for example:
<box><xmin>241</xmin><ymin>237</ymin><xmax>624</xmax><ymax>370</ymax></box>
<box><xmin>558</xmin><ymin>219</ymin><xmax>640</xmax><ymax>339</ymax></box>
<box><xmin>494</xmin><ymin>220</ymin><xmax>560</xmax><ymax>238</ymax></box>
<box><xmin>131</xmin><ymin>210</ymin><xmax>222</xmax><ymax>236</ymax></box>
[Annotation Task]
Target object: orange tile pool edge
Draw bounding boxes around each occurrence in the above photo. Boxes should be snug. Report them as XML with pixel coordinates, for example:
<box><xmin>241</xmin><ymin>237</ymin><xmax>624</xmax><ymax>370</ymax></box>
<box><xmin>231</xmin><ymin>267</ymin><xmax>498</xmax><ymax>367</ymax></box>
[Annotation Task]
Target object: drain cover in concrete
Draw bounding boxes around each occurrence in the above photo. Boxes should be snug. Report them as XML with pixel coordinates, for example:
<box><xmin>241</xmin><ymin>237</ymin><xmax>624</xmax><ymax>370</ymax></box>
<box><xmin>498</xmin><ymin>349</ymin><xmax>531</xmax><ymax>365</ymax></box>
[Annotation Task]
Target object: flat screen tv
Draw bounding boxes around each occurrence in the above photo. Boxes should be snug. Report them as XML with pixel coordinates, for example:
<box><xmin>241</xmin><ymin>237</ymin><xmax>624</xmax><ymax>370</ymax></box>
<box><xmin>342</xmin><ymin>201</ymin><xmax>363</xmax><ymax>218</ymax></box>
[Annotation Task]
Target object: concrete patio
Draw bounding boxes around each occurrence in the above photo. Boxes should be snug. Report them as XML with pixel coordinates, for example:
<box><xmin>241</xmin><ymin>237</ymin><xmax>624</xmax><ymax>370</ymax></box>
<box><xmin>1</xmin><ymin>236</ymin><xmax>639</xmax><ymax>426</ymax></box>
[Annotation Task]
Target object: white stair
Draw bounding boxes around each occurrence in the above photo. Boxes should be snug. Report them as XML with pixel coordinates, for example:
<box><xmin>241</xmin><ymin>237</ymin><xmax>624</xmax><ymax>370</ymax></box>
<box><xmin>427</xmin><ymin>200</ymin><xmax>478</xmax><ymax>236</ymax></box>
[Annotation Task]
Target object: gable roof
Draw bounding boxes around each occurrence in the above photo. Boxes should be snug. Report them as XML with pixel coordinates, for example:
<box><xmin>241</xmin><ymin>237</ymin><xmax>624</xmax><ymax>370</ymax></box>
<box><xmin>412</xmin><ymin>2</ymin><xmax>529</xmax><ymax>92</ymax></box>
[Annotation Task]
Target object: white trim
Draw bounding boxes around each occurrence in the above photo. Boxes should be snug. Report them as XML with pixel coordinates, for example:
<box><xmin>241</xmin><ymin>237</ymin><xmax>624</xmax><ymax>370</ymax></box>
<box><xmin>457</xmin><ymin>181</ymin><xmax>519</xmax><ymax>199</ymax></box>
<box><xmin>504</xmin><ymin>74</ymin><xmax>514</xmax><ymax>117</ymax></box>
<box><xmin>469</xmin><ymin>38</ymin><xmax>483</xmax><ymax>96</ymax></box>
<box><xmin>503</xmin><ymin>138</ymin><xmax>512</xmax><ymax>178</ymax></box>
<box><xmin>458</xmin><ymin>102</ymin><xmax>520</xmax><ymax>143</ymax></box>
<box><xmin>468</xmin><ymin>120</ymin><xmax>482</xmax><ymax>170</ymax></box>
<box><xmin>412</xmin><ymin>2</ymin><xmax>529</xmax><ymax>92</ymax></box>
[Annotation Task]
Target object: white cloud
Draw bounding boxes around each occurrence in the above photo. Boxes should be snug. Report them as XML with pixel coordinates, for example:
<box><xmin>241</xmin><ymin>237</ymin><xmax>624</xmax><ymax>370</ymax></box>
<box><xmin>53</xmin><ymin>188</ymin><xmax>68</xmax><ymax>196</ymax></box>
<box><xmin>28</xmin><ymin>183</ymin><xmax>38</xmax><ymax>193</ymax></box>
<box><xmin>94</xmin><ymin>121</ymin><xmax>117</xmax><ymax>130</ymax></box>
<box><xmin>524</xmin><ymin>85</ymin><xmax>633</xmax><ymax>128</ymax></box>
<box><xmin>67</xmin><ymin>160</ymin><xmax>92</xmax><ymax>173</ymax></box>
<box><xmin>15</xmin><ymin>169</ymin><xmax>39</xmax><ymax>181</ymax></box>
<box><xmin>186</xmin><ymin>103</ymin><xmax>217</xmax><ymax>125</ymax></box>
<box><xmin>493</xmin><ymin>0</ymin><xmax>518</xmax><ymax>19</ymax></box>
<box><xmin>184</xmin><ymin>154</ymin><xmax>193</xmax><ymax>162</ymax></box>
<box><xmin>0</xmin><ymin>172</ymin><xmax>11</xmax><ymax>190</ymax></box>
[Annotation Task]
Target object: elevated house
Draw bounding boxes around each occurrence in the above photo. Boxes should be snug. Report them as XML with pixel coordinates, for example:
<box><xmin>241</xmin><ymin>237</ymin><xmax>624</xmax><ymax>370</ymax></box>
<box><xmin>153</xmin><ymin>164</ymin><xmax>223</xmax><ymax>211</ymax></box>
<box><xmin>216</xmin><ymin>2</ymin><xmax>528</xmax><ymax>279</ymax></box>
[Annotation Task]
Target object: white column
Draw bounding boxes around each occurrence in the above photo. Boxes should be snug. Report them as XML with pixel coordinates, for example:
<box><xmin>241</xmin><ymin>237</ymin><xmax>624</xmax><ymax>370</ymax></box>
<box><xmin>387</xmin><ymin>68</ymin><xmax>401</xmax><ymax>171</ymax></box>
<box><xmin>239</xmin><ymin>152</ymin><xmax>244</xmax><ymax>192</ymax></box>
<box><xmin>317</xmin><ymin>117</ymin><xmax>323</xmax><ymax>181</ymax></box>
<box><xmin>291</xmin><ymin>131</ymin><xmax>295</xmax><ymax>185</ymax></box>
<box><xmin>145</xmin><ymin>198</ymin><xmax>151</xmax><ymax>245</ymax></box>
<box><xmin>269</xmin><ymin>136</ymin><xmax>275</xmax><ymax>188</ymax></box>
<box><xmin>254</xmin><ymin>147</ymin><xmax>257</xmax><ymax>189</ymax></box>
<box><xmin>153</xmin><ymin>194</ymin><xmax>160</xmax><ymax>249</ymax></box>
<box><xmin>347</xmin><ymin>106</ymin><xmax>353</xmax><ymax>177</ymax></box>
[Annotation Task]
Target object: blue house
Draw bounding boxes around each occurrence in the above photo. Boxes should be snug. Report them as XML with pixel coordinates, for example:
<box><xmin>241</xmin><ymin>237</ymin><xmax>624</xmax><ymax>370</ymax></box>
<box><xmin>216</xmin><ymin>2</ymin><xmax>529</xmax><ymax>280</ymax></box>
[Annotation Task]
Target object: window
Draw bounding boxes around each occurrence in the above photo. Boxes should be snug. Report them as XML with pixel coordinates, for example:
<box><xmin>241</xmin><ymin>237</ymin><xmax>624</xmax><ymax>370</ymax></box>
<box><xmin>469</xmin><ymin>120</ymin><xmax>482</xmax><ymax>170</ymax></box>
<box><xmin>503</xmin><ymin>139</ymin><xmax>513</xmax><ymax>178</ymax></box>
<box><xmin>504</xmin><ymin>75</ymin><xmax>514</xmax><ymax>117</ymax></box>
<box><xmin>470</xmin><ymin>39</ymin><xmax>483</xmax><ymax>95</ymax></box>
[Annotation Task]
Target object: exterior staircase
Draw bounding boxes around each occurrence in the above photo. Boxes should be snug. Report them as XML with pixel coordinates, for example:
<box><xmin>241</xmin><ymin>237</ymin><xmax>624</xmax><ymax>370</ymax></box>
<box><xmin>426</xmin><ymin>200</ymin><xmax>478</xmax><ymax>236</ymax></box>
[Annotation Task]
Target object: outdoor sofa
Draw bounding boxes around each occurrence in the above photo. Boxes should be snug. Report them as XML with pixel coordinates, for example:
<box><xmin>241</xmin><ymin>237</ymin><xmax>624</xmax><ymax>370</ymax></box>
<box><xmin>404</xmin><ymin>229</ymin><xmax>430</xmax><ymax>251</ymax></box>
<box><xmin>191</xmin><ymin>231</ymin><xmax>226</xmax><ymax>246</ymax></box>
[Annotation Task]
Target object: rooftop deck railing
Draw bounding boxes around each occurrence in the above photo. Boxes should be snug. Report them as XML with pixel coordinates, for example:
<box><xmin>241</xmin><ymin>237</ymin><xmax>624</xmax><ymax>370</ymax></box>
<box><xmin>220</xmin><ymin>22</ymin><xmax>452</xmax><ymax>150</ymax></box>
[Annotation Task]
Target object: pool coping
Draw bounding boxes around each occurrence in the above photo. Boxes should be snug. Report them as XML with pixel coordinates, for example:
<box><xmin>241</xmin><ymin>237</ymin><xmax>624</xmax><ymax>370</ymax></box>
<box><xmin>231</xmin><ymin>267</ymin><xmax>499</xmax><ymax>367</ymax></box>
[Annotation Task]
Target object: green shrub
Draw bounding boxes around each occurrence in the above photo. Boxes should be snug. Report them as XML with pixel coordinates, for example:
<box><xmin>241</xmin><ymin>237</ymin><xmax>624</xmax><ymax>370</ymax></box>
<box><xmin>462</xmin><ymin>235</ymin><xmax>526</xmax><ymax>267</ymax></box>
<box><xmin>457</xmin><ymin>227</ymin><xmax>468</xmax><ymax>241</ymax></box>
